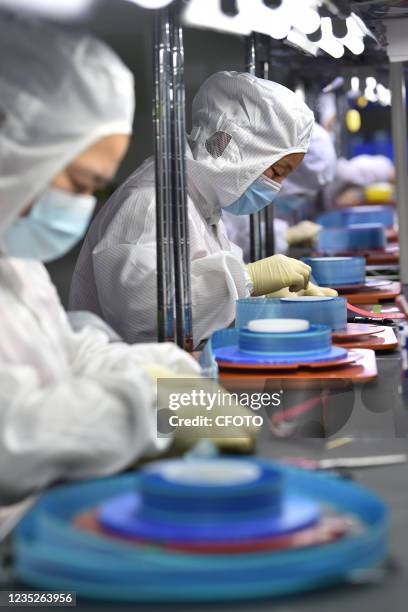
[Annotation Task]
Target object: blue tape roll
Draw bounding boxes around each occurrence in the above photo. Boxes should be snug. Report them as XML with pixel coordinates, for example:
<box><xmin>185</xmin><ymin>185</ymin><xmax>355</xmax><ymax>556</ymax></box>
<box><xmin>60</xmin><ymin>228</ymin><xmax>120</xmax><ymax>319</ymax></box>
<box><xmin>99</xmin><ymin>492</ymin><xmax>320</xmax><ymax>541</ymax></box>
<box><xmin>136</xmin><ymin>459</ymin><xmax>285</xmax><ymax>523</ymax></box>
<box><xmin>14</xmin><ymin>459</ymin><xmax>389</xmax><ymax>602</ymax></box>
<box><xmin>238</xmin><ymin>325</ymin><xmax>331</xmax><ymax>356</ymax></box>
<box><xmin>301</xmin><ymin>257</ymin><xmax>366</xmax><ymax>287</ymax></box>
<box><xmin>317</xmin><ymin>205</ymin><xmax>395</xmax><ymax>229</ymax></box>
<box><xmin>317</xmin><ymin>223</ymin><xmax>386</xmax><ymax>254</ymax></box>
<box><xmin>213</xmin><ymin>324</ymin><xmax>347</xmax><ymax>365</ymax></box>
<box><xmin>214</xmin><ymin>344</ymin><xmax>346</xmax><ymax>365</ymax></box>
<box><xmin>236</xmin><ymin>297</ymin><xmax>347</xmax><ymax>332</ymax></box>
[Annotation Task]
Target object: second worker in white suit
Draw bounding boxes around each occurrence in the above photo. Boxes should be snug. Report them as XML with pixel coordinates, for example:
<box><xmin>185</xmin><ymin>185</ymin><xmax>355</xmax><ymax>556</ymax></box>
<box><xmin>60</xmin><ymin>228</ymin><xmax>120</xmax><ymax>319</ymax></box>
<box><xmin>70</xmin><ymin>71</ymin><xmax>333</xmax><ymax>347</ymax></box>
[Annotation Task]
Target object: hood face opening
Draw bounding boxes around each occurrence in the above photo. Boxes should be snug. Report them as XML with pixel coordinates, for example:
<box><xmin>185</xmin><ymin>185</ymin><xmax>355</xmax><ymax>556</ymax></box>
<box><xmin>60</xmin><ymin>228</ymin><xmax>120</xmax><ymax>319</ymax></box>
<box><xmin>186</xmin><ymin>71</ymin><xmax>314</xmax><ymax>223</ymax></box>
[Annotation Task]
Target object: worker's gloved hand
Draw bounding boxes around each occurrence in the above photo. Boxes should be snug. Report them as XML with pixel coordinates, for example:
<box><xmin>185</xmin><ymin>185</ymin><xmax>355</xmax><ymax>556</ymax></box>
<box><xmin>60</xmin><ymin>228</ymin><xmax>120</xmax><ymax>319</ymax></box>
<box><xmin>145</xmin><ymin>368</ymin><xmax>260</xmax><ymax>453</ymax></box>
<box><xmin>264</xmin><ymin>287</ymin><xmax>294</xmax><ymax>298</ymax></box>
<box><xmin>286</xmin><ymin>221</ymin><xmax>322</xmax><ymax>246</ymax></box>
<box><xmin>246</xmin><ymin>254</ymin><xmax>311</xmax><ymax>296</ymax></box>
<box><xmin>142</xmin><ymin>364</ymin><xmax>182</xmax><ymax>381</ymax></box>
<box><xmin>265</xmin><ymin>283</ymin><xmax>338</xmax><ymax>298</ymax></box>
<box><xmin>173</xmin><ymin>379</ymin><xmax>259</xmax><ymax>452</ymax></box>
<box><xmin>298</xmin><ymin>282</ymin><xmax>338</xmax><ymax>297</ymax></box>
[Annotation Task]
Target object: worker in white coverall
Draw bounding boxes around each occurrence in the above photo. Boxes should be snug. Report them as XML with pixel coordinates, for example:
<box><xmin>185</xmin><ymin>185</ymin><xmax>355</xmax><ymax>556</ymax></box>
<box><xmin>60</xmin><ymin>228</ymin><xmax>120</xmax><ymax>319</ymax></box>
<box><xmin>70</xmin><ymin>71</ymin><xmax>336</xmax><ymax>348</ymax></box>
<box><xmin>326</xmin><ymin>154</ymin><xmax>395</xmax><ymax>208</ymax></box>
<box><xmin>0</xmin><ymin>15</ymin><xmax>254</xmax><ymax>503</ymax></box>
<box><xmin>223</xmin><ymin>123</ymin><xmax>337</xmax><ymax>261</ymax></box>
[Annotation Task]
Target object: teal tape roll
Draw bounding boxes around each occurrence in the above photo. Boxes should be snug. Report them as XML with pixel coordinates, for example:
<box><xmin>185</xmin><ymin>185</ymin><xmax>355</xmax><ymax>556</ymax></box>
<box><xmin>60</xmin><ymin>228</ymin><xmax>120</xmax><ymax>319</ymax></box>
<box><xmin>236</xmin><ymin>297</ymin><xmax>347</xmax><ymax>331</ymax></box>
<box><xmin>317</xmin><ymin>224</ymin><xmax>386</xmax><ymax>254</ymax></box>
<box><xmin>14</xmin><ymin>459</ymin><xmax>389</xmax><ymax>602</ymax></box>
<box><xmin>302</xmin><ymin>257</ymin><xmax>365</xmax><ymax>287</ymax></box>
<box><xmin>317</xmin><ymin>206</ymin><xmax>395</xmax><ymax>229</ymax></box>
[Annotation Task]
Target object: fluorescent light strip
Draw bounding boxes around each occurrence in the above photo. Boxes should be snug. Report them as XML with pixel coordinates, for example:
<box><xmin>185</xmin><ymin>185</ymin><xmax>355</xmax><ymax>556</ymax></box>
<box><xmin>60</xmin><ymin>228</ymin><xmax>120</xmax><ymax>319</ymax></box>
<box><xmin>0</xmin><ymin>0</ymin><xmax>94</xmax><ymax>18</ymax></box>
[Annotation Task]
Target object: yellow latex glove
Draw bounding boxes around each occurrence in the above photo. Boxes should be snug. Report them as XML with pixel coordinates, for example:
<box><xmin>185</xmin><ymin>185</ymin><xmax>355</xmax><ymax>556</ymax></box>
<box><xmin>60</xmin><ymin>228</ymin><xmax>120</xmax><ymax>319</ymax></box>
<box><xmin>143</xmin><ymin>364</ymin><xmax>185</xmax><ymax>380</ymax></box>
<box><xmin>265</xmin><ymin>283</ymin><xmax>338</xmax><ymax>298</ymax></box>
<box><xmin>246</xmin><ymin>254</ymin><xmax>311</xmax><ymax>297</ymax></box>
<box><xmin>144</xmin><ymin>366</ymin><xmax>259</xmax><ymax>452</ymax></box>
<box><xmin>298</xmin><ymin>282</ymin><xmax>338</xmax><ymax>297</ymax></box>
<box><xmin>286</xmin><ymin>221</ymin><xmax>322</xmax><ymax>246</ymax></box>
<box><xmin>264</xmin><ymin>287</ymin><xmax>294</xmax><ymax>298</ymax></box>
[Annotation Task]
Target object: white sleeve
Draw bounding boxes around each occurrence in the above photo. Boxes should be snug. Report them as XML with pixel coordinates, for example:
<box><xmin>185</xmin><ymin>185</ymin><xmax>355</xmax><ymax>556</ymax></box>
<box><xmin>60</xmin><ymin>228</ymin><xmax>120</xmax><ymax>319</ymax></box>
<box><xmin>0</xmin><ymin>363</ymin><xmax>159</xmax><ymax>504</ymax></box>
<box><xmin>68</xmin><ymin>325</ymin><xmax>201</xmax><ymax>377</ymax></box>
<box><xmin>92</xmin><ymin>243</ymin><xmax>248</xmax><ymax>347</ymax></box>
<box><xmin>66</xmin><ymin>310</ymin><xmax>122</xmax><ymax>342</ymax></box>
<box><xmin>0</xmin><ymin>260</ymin><xmax>200</xmax><ymax>504</ymax></box>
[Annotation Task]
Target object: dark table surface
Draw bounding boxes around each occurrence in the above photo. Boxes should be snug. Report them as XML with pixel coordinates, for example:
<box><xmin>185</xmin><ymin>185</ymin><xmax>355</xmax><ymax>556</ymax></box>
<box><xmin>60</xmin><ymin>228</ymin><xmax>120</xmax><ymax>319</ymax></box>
<box><xmin>1</xmin><ymin>352</ymin><xmax>407</xmax><ymax>612</ymax></box>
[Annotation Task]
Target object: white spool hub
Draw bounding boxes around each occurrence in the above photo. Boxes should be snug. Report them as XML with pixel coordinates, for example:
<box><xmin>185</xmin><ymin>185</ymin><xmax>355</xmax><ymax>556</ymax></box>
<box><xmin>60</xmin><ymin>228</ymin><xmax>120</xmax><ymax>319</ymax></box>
<box><xmin>311</xmin><ymin>257</ymin><xmax>352</xmax><ymax>262</ymax></box>
<box><xmin>156</xmin><ymin>460</ymin><xmax>261</xmax><ymax>486</ymax></box>
<box><xmin>282</xmin><ymin>296</ymin><xmax>334</xmax><ymax>302</ymax></box>
<box><xmin>247</xmin><ymin>318</ymin><xmax>310</xmax><ymax>333</ymax></box>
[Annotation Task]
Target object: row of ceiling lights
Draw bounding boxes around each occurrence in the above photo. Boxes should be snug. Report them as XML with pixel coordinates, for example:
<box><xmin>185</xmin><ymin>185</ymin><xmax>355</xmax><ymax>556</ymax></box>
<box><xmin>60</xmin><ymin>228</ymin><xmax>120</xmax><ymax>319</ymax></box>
<box><xmin>182</xmin><ymin>0</ymin><xmax>367</xmax><ymax>59</ymax></box>
<box><xmin>2</xmin><ymin>1</ymin><xmax>369</xmax><ymax>61</ymax></box>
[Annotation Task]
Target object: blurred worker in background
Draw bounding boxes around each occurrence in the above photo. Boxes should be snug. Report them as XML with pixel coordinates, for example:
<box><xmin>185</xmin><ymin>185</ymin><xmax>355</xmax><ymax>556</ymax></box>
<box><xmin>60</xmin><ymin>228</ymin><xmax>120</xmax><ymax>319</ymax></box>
<box><xmin>0</xmin><ymin>13</ymin><xmax>257</xmax><ymax>503</ymax></box>
<box><xmin>325</xmin><ymin>154</ymin><xmax>395</xmax><ymax>208</ymax></box>
<box><xmin>70</xmin><ymin>71</ymin><xmax>337</xmax><ymax>348</ymax></box>
<box><xmin>223</xmin><ymin>123</ymin><xmax>337</xmax><ymax>261</ymax></box>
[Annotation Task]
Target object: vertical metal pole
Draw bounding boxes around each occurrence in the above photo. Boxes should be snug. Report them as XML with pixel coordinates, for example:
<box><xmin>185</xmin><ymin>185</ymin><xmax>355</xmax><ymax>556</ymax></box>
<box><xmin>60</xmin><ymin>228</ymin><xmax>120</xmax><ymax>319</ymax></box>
<box><xmin>335</xmin><ymin>91</ymin><xmax>348</xmax><ymax>159</ymax></box>
<box><xmin>246</xmin><ymin>34</ymin><xmax>262</xmax><ymax>263</ymax></box>
<box><xmin>154</xmin><ymin>9</ymin><xmax>175</xmax><ymax>342</ymax></box>
<box><xmin>170</xmin><ymin>2</ymin><xmax>193</xmax><ymax>351</ymax></box>
<box><xmin>390</xmin><ymin>62</ymin><xmax>408</xmax><ymax>288</ymax></box>
<box><xmin>260</xmin><ymin>54</ymin><xmax>275</xmax><ymax>258</ymax></box>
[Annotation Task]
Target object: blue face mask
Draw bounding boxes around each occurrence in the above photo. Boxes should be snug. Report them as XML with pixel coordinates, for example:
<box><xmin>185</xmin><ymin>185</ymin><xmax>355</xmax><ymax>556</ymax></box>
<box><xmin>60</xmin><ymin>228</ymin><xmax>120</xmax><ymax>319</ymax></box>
<box><xmin>224</xmin><ymin>175</ymin><xmax>281</xmax><ymax>216</ymax></box>
<box><xmin>2</xmin><ymin>186</ymin><xmax>96</xmax><ymax>262</ymax></box>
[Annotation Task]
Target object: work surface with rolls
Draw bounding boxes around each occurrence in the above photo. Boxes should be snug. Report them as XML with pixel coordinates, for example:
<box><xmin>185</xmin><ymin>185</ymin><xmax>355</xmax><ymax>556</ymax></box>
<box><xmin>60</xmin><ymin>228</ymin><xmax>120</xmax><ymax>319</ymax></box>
<box><xmin>2</xmin><ymin>354</ymin><xmax>408</xmax><ymax>612</ymax></box>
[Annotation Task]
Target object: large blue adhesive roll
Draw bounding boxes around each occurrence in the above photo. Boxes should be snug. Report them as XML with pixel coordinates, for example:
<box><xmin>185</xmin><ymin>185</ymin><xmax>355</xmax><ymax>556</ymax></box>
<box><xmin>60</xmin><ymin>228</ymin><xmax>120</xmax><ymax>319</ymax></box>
<box><xmin>97</xmin><ymin>460</ymin><xmax>319</xmax><ymax>540</ymax></box>
<box><xmin>137</xmin><ymin>459</ymin><xmax>284</xmax><ymax>521</ymax></box>
<box><xmin>238</xmin><ymin>325</ymin><xmax>331</xmax><ymax>357</ymax></box>
<box><xmin>214</xmin><ymin>322</ymin><xmax>346</xmax><ymax>366</ymax></box>
<box><xmin>14</xmin><ymin>459</ymin><xmax>389</xmax><ymax>602</ymax></box>
<box><xmin>236</xmin><ymin>297</ymin><xmax>347</xmax><ymax>332</ymax></box>
<box><xmin>317</xmin><ymin>223</ymin><xmax>386</xmax><ymax>254</ymax></box>
<box><xmin>301</xmin><ymin>256</ymin><xmax>365</xmax><ymax>287</ymax></box>
<box><xmin>317</xmin><ymin>205</ymin><xmax>395</xmax><ymax>229</ymax></box>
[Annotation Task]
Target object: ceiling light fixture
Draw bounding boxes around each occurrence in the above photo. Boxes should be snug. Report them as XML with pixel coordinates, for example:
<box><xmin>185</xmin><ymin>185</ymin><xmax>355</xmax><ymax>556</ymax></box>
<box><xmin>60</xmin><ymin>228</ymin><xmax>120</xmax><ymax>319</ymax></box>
<box><xmin>318</xmin><ymin>16</ymin><xmax>344</xmax><ymax>58</ymax></box>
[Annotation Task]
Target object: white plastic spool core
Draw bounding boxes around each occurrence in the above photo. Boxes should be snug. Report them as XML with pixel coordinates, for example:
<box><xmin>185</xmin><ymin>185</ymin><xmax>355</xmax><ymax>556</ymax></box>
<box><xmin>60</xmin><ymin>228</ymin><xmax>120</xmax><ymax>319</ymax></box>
<box><xmin>311</xmin><ymin>257</ymin><xmax>353</xmax><ymax>262</ymax></box>
<box><xmin>282</xmin><ymin>296</ymin><xmax>334</xmax><ymax>302</ymax></box>
<box><xmin>247</xmin><ymin>319</ymin><xmax>310</xmax><ymax>333</ymax></box>
<box><xmin>156</xmin><ymin>460</ymin><xmax>261</xmax><ymax>486</ymax></box>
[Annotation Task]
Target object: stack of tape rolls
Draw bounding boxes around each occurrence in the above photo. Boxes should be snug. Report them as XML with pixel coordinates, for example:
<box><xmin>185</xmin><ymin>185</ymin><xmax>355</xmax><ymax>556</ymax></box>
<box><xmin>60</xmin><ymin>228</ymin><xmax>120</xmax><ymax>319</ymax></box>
<box><xmin>14</xmin><ymin>457</ymin><xmax>389</xmax><ymax>602</ymax></box>
<box><xmin>301</xmin><ymin>257</ymin><xmax>366</xmax><ymax>287</ymax></box>
<box><xmin>236</xmin><ymin>297</ymin><xmax>347</xmax><ymax>332</ymax></box>
<box><xmin>213</xmin><ymin>319</ymin><xmax>347</xmax><ymax>365</ymax></box>
<box><xmin>317</xmin><ymin>206</ymin><xmax>395</xmax><ymax>229</ymax></box>
<box><xmin>317</xmin><ymin>223</ymin><xmax>386</xmax><ymax>254</ymax></box>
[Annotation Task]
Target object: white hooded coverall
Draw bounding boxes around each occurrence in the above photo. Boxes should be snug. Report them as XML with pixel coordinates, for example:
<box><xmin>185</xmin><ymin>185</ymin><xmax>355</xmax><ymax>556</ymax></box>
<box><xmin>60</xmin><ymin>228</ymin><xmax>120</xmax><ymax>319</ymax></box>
<box><xmin>0</xmin><ymin>12</ymin><xmax>199</xmax><ymax>503</ymax></box>
<box><xmin>223</xmin><ymin>123</ymin><xmax>336</xmax><ymax>260</ymax></box>
<box><xmin>70</xmin><ymin>71</ymin><xmax>314</xmax><ymax>346</ymax></box>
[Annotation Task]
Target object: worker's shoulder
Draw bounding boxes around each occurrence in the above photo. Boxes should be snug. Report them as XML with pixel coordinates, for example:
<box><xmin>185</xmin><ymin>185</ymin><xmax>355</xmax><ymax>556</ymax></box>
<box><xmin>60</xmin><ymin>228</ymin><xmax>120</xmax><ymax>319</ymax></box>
<box><xmin>110</xmin><ymin>158</ymin><xmax>156</xmax><ymax>212</ymax></box>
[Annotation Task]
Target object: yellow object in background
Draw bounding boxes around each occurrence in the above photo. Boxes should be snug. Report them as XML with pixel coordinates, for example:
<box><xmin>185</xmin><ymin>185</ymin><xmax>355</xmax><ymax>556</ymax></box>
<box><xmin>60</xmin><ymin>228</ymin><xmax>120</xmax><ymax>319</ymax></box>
<box><xmin>346</xmin><ymin>109</ymin><xmax>361</xmax><ymax>133</ymax></box>
<box><xmin>357</xmin><ymin>95</ymin><xmax>368</xmax><ymax>108</ymax></box>
<box><xmin>364</xmin><ymin>182</ymin><xmax>395</xmax><ymax>203</ymax></box>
